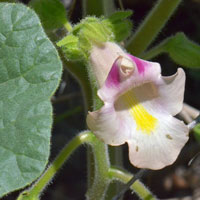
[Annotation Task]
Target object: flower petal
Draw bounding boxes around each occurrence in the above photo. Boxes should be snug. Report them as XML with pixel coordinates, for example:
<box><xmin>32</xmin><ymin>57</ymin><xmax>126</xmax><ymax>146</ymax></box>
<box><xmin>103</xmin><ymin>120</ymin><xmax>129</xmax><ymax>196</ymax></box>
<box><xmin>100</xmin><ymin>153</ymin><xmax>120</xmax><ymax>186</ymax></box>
<box><xmin>114</xmin><ymin>82</ymin><xmax>189</xmax><ymax>169</ymax></box>
<box><xmin>127</xmin><ymin>114</ymin><xmax>188</xmax><ymax>170</ymax></box>
<box><xmin>86</xmin><ymin>103</ymin><xmax>131</xmax><ymax>145</ymax></box>
<box><xmin>156</xmin><ymin>68</ymin><xmax>186</xmax><ymax>115</ymax></box>
<box><xmin>99</xmin><ymin>54</ymin><xmax>185</xmax><ymax>117</ymax></box>
<box><xmin>128</xmin><ymin>54</ymin><xmax>161</xmax><ymax>76</ymax></box>
<box><xmin>98</xmin><ymin>55</ymin><xmax>161</xmax><ymax>102</ymax></box>
<box><xmin>87</xmin><ymin>46</ymin><xmax>189</xmax><ymax>169</ymax></box>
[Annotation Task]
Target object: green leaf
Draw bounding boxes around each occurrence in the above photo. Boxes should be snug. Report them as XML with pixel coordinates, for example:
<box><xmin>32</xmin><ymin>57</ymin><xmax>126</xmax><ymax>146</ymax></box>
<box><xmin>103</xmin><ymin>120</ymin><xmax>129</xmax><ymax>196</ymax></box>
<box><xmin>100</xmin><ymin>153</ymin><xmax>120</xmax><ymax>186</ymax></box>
<box><xmin>0</xmin><ymin>3</ymin><xmax>62</xmax><ymax>197</ymax></box>
<box><xmin>29</xmin><ymin>0</ymin><xmax>67</xmax><ymax>31</ymax></box>
<box><xmin>143</xmin><ymin>32</ymin><xmax>200</xmax><ymax>68</ymax></box>
<box><xmin>165</xmin><ymin>33</ymin><xmax>200</xmax><ymax>68</ymax></box>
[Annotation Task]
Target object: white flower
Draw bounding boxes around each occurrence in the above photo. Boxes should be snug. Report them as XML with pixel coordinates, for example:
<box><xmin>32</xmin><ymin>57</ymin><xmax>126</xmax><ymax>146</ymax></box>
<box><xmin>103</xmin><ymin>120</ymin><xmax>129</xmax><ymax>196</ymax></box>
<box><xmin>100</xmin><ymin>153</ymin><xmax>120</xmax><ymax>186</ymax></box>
<box><xmin>87</xmin><ymin>42</ymin><xmax>189</xmax><ymax>170</ymax></box>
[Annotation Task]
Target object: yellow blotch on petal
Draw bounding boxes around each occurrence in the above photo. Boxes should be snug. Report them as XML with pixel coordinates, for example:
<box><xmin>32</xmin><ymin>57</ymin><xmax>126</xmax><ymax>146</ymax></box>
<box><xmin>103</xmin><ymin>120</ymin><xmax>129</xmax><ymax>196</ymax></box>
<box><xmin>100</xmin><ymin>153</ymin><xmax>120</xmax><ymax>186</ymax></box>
<box><xmin>122</xmin><ymin>91</ymin><xmax>157</xmax><ymax>135</ymax></box>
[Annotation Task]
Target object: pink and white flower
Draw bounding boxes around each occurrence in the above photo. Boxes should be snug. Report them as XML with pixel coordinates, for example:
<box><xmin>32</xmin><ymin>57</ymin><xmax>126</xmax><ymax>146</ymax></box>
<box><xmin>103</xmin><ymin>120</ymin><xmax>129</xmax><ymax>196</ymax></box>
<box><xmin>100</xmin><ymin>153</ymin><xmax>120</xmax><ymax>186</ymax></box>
<box><xmin>87</xmin><ymin>42</ymin><xmax>189</xmax><ymax>170</ymax></box>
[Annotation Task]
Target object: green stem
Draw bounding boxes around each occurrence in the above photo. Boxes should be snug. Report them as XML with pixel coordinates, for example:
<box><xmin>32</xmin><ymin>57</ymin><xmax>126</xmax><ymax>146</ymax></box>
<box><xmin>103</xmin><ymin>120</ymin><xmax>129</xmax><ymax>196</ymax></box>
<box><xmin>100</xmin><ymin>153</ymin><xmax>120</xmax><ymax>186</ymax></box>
<box><xmin>17</xmin><ymin>131</ymin><xmax>94</xmax><ymax>200</ymax></box>
<box><xmin>105</xmin><ymin>148</ymin><xmax>124</xmax><ymax>200</ymax></box>
<box><xmin>59</xmin><ymin>34</ymin><xmax>109</xmax><ymax>199</ymax></box>
<box><xmin>86</xmin><ymin>138</ymin><xmax>110</xmax><ymax>200</ymax></box>
<box><xmin>59</xmin><ymin>51</ymin><xmax>93</xmax><ymax>112</ymax></box>
<box><xmin>85</xmin><ymin>67</ymin><xmax>111</xmax><ymax>200</ymax></box>
<box><xmin>126</xmin><ymin>0</ymin><xmax>182</xmax><ymax>56</ymax></box>
<box><xmin>108</xmin><ymin>167</ymin><xmax>157</xmax><ymax>200</ymax></box>
<box><xmin>103</xmin><ymin>0</ymin><xmax>116</xmax><ymax>16</ymax></box>
<box><xmin>64</xmin><ymin>21</ymin><xmax>72</xmax><ymax>32</ymax></box>
<box><xmin>58</xmin><ymin>41</ymin><xmax>95</xmax><ymax>195</ymax></box>
<box><xmin>118</xmin><ymin>0</ymin><xmax>124</xmax><ymax>10</ymax></box>
<box><xmin>140</xmin><ymin>39</ymin><xmax>167</xmax><ymax>60</ymax></box>
<box><xmin>82</xmin><ymin>0</ymin><xmax>115</xmax><ymax>17</ymax></box>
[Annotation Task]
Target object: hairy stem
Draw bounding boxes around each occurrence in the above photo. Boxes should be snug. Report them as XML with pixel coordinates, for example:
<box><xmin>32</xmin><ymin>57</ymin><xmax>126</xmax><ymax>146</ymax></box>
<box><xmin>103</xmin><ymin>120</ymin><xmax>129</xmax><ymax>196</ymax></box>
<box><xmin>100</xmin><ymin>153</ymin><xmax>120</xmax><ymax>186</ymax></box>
<box><xmin>17</xmin><ymin>131</ymin><xmax>94</xmax><ymax>200</ymax></box>
<box><xmin>59</xmin><ymin>51</ymin><xmax>93</xmax><ymax>112</ymax></box>
<box><xmin>86</xmin><ymin>139</ymin><xmax>110</xmax><ymax>200</ymax></box>
<box><xmin>85</xmin><ymin>85</ymin><xmax>111</xmax><ymax>200</ymax></box>
<box><xmin>126</xmin><ymin>0</ymin><xmax>182</xmax><ymax>56</ymax></box>
<box><xmin>108</xmin><ymin>167</ymin><xmax>157</xmax><ymax>200</ymax></box>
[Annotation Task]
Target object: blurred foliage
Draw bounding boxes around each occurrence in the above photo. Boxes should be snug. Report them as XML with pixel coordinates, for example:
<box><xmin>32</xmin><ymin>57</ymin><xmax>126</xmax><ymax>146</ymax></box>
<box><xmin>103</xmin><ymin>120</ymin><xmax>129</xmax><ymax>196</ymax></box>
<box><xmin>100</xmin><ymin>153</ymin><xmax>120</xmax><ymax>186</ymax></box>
<box><xmin>29</xmin><ymin>0</ymin><xmax>68</xmax><ymax>31</ymax></box>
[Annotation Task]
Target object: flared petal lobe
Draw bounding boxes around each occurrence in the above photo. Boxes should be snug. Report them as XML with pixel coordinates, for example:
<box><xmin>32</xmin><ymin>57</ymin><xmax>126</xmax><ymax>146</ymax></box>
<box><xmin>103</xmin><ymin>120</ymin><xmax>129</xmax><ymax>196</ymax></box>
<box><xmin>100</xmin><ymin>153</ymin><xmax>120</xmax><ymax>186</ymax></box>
<box><xmin>127</xmin><ymin>114</ymin><xmax>188</xmax><ymax>169</ymax></box>
<box><xmin>87</xmin><ymin>104</ymin><xmax>131</xmax><ymax>145</ymax></box>
<box><xmin>156</xmin><ymin>68</ymin><xmax>186</xmax><ymax>116</ymax></box>
<box><xmin>87</xmin><ymin>42</ymin><xmax>189</xmax><ymax>169</ymax></box>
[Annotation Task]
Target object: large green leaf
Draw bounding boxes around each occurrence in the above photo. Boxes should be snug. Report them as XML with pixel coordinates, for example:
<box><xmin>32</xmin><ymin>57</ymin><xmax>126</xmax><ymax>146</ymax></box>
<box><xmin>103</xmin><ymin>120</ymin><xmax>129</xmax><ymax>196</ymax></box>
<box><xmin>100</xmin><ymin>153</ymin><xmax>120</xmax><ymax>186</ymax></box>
<box><xmin>0</xmin><ymin>3</ymin><xmax>62</xmax><ymax>197</ymax></box>
<box><xmin>143</xmin><ymin>32</ymin><xmax>200</xmax><ymax>68</ymax></box>
<box><xmin>29</xmin><ymin>0</ymin><xmax>67</xmax><ymax>31</ymax></box>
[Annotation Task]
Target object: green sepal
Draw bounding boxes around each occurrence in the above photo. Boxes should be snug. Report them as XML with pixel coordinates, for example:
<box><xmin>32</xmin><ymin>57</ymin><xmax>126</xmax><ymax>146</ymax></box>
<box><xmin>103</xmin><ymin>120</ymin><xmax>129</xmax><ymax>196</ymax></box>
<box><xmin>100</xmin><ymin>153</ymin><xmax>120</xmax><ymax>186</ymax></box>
<box><xmin>79</xmin><ymin>19</ymin><xmax>109</xmax><ymax>44</ymax></box>
<box><xmin>29</xmin><ymin>0</ymin><xmax>68</xmax><ymax>31</ymax></box>
<box><xmin>102</xmin><ymin>10</ymin><xmax>133</xmax><ymax>42</ymax></box>
<box><xmin>57</xmin><ymin>34</ymin><xmax>86</xmax><ymax>60</ymax></box>
<box><xmin>57</xmin><ymin>11</ymin><xmax>132</xmax><ymax>61</ymax></box>
<box><xmin>57</xmin><ymin>17</ymin><xmax>111</xmax><ymax>61</ymax></box>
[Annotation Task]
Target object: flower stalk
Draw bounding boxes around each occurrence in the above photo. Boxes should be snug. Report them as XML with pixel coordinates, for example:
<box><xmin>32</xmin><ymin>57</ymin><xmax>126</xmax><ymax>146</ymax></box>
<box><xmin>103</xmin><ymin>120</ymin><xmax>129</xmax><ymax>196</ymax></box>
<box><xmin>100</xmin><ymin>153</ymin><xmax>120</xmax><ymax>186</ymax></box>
<box><xmin>86</xmin><ymin>139</ymin><xmax>110</xmax><ymax>200</ymax></box>
<box><xmin>126</xmin><ymin>0</ymin><xmax>182</xmax><ymax>56</ymax></box>
<box><xmin>17</xmin><ymin>131</ymin><xmax>94</xmax><ymax>200</ymax></box>
<box><xmin>108</xmin><ymin>167</ymin><xmax>157</xmax><ymax>200</ymax></box>
<box><xmin>64</xmin><ymin>21</ymin><xmax>73</xmax><ymax>32</ymax></box>
<box><xmin>86</xmin><ymin>70</ymin><xmax>111</xmax><ymax>200</ymax></box>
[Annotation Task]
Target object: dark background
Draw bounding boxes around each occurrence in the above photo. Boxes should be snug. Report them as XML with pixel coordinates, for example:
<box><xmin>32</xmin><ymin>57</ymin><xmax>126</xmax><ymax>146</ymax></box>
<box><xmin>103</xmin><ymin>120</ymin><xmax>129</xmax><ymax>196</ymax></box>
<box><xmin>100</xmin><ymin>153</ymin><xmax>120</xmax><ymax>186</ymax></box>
<box><xmin>3</xmin><ymin>0</ymin><xmax>200</xmax><ymax>199</ymax></box>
